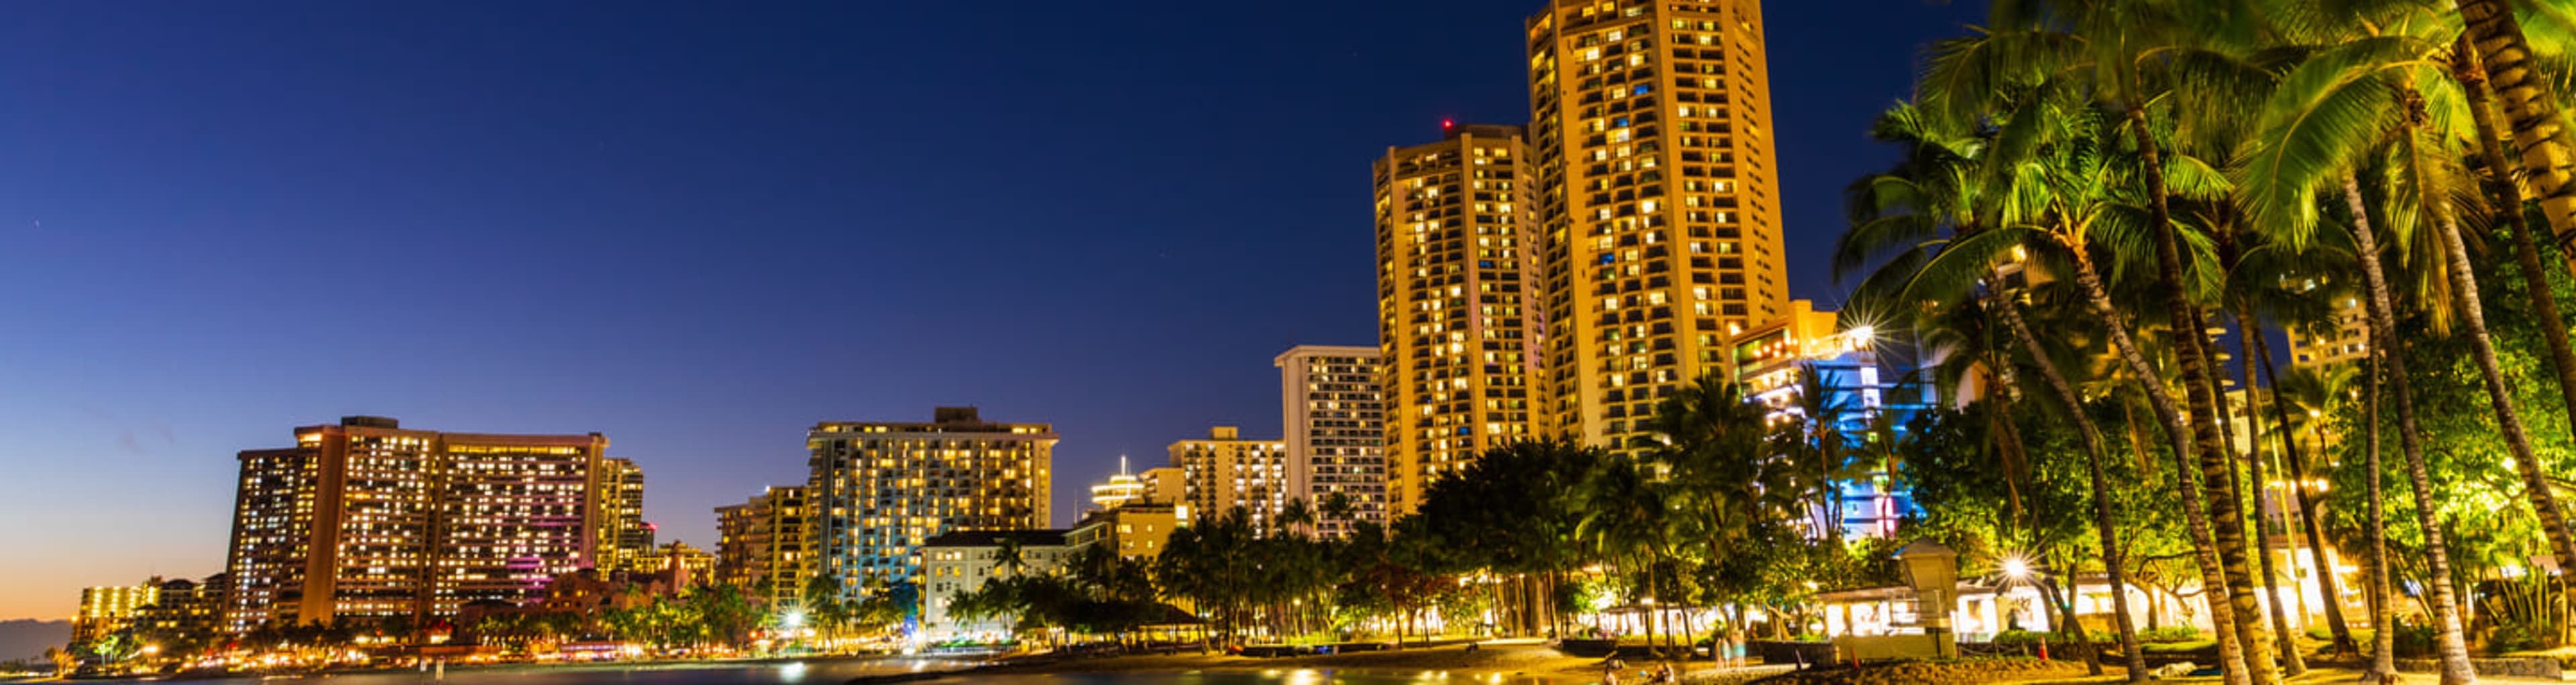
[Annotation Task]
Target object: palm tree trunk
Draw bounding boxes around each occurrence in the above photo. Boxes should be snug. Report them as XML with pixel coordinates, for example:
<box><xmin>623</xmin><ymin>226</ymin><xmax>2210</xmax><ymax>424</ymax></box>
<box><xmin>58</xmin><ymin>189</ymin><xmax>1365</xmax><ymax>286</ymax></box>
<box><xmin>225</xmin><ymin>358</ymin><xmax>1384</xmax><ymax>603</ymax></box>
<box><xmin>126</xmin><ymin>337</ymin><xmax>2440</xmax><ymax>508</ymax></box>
<box><xmin>2365</xmin><ymin>346</ymin><xmax>2400</xmax><ymax>683</ymax></box>
<box><xmin>2460</xmin><ymin>49</ymin><xmax>2576</xmax><ymax>570</ymax></box>
<box><xmin>1996</xmin><ymin>295</ymin><xmax>2147</xmax><ymax>682</ymax></box>
<box><xmin>2066</xmin><ymin>247</ymin><xmax>2253</xmax><ymax>684</ymax></box>
<box><xmin>2233</xmin><ymin>324</ymin><xmax>2308</xmax><ymax>676</ymax></box>
<box><xmin>2340</xmin><ymin>174</ymin><xmax>2477</xmax><ymax>684</ymax></box>
<box><xmin>2249</xmin><ymin>322</ymin><xmax>2357</xmax><ymax>655</ymax></box>
<box><xmin>2127</xmin><ymin>106</ymin><xmax>2282</xmax><ymax>685</ymax></box>
<box><xmin>2455</xmin><ymin>0</ymin><xmax>2576</xmax><ymax>265</ymax></box>
<box><xmin>2438</xmin><ymin>194</ymin><xmax>2576</xmax><ymax>554</ymax></box>
<box><xmin>2123</xmin><ymin>397</ymin><xmax>2155</xmax><ymax>476</ymax></box>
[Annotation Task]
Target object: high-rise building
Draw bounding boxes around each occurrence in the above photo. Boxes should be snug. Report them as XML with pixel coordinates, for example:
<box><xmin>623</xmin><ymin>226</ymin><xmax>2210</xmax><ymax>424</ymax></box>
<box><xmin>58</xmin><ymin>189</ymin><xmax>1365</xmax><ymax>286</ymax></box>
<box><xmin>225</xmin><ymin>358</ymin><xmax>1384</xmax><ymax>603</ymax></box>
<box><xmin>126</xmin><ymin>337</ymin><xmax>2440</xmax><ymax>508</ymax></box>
<box><xmin>221</xmin><ymin>416</ymin><xmax>610</xmax><ymax>631</ymax></box>
<box><xmin>1273</xmin><ymin>346</ymin><xmax>1390</xmax><ymax>533</ymax></box>
<box><xmin>1167</xmin><ymin>427</ymin><xmax>1290</xmax><ymax>534</ymax></box>
<box><xmin>595</xmin><ymin>458</ymin><xmax>653</xmax><ymax>572</ymax></box>
<box><xmin>806</xmin><ymin>407</ymin><xmax>1055</xmax><ymax>598</ymax></box>
<box><xmin>1526</xmin><ymin>0</ymin><xmax>1788</xmax><ymax>452</ymax></box>
<box><xmin>1370</xmin><ymin>123</ymin><xmax>1550</xmax><ymax>517</ymax></box>
<box><xmin>715</xmin><ymin>486</ymin><xmax>812</xmax><ymax>608</ymax></box>
<box><xmin>72</xmin><ymin>582</ymin><xmax>158</xmax><ymax>647</ymax></box>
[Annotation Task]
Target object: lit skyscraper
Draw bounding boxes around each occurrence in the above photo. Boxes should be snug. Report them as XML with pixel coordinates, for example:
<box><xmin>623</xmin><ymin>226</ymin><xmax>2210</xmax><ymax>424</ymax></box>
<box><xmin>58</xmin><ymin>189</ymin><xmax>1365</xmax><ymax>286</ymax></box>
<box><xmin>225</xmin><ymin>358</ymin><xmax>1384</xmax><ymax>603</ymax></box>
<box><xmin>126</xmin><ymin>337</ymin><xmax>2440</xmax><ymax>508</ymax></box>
<box><xmin>595</xmin><ymin>457</ymin><xmax>653</xmax><ymax>572</ymax></box>
<box><xmin>1167</xmin><ymin>427</ymin><xmax>1290</xmax><ymax>535</ymax></box>
<box><xmin>805</xmin><ymin>407</ymin><xmax>1053</xmax><ymax>599</ymax></box>
<box><xmin>716</xmin><ymin>486</ymin><xmax>811</xmax><ymax>608</ymax></box>
<box><xmin>1525</xmin><ymin>0</ymin><xmax>1788</xmax><ymax>452</ymax></box>
<box><xmin>1371</xmin><ymin>125</ymin><xmax>1549</xmax><ymax>516</ymax></box>
<box><xmin>222</xmin><ymin>417</ymin><xmax>608</xmax><ymax>631</ymax></box>
<box><xmin>1274</xmin><ymin>346</ymin><xmax>1388</xmax><ymax>534</ymax></box>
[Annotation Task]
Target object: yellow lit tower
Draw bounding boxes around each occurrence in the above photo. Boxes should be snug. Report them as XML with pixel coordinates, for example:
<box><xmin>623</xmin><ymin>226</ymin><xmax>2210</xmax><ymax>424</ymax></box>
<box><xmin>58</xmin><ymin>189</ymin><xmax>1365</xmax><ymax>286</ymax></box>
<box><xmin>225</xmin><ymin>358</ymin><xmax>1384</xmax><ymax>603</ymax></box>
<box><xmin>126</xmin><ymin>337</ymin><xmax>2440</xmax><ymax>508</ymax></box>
<box><xmin>1373</xmin><ymin>122</ymin><xmax>1550</xmax><ymax>517</ymax></box>
<box><xmin>1525</xmin><ymin>0</ymin><xmax>1789</xmax><ymax>451</ymax></box>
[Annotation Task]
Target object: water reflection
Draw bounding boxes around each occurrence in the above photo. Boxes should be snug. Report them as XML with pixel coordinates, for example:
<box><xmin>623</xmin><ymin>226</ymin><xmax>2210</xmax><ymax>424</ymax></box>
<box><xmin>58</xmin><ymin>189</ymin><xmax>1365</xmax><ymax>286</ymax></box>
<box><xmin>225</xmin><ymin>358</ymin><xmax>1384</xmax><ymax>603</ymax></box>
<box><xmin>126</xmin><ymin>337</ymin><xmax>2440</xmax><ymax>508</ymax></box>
<box><xmin>120</xmin><ymin>660</ymin><xmax>1579</xmax><ymax>685</ymax></box>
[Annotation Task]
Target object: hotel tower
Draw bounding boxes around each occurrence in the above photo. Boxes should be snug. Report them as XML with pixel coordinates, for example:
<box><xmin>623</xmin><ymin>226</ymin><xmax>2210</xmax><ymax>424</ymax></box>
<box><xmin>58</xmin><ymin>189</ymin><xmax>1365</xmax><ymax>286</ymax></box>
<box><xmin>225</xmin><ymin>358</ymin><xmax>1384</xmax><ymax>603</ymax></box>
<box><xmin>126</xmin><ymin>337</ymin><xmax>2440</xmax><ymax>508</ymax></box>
<box><xmin>1372</xmin><ymin>124</ymin><xmax>1550</xmax><ymax>516</ymax></box>
<box><xmin>804</xmin><ymin>407</ymin><xmax>1054</xmax><ymax>600</ymax></box>
<box><xmin>1525</xmin><ymin>0</ymin><xmax>1788</xmax><ymax>452</ymax></box>
<box><xmin>222</xmin><ymin>417</ymin><xmax>610</xmax><ymax>631</ymax></box>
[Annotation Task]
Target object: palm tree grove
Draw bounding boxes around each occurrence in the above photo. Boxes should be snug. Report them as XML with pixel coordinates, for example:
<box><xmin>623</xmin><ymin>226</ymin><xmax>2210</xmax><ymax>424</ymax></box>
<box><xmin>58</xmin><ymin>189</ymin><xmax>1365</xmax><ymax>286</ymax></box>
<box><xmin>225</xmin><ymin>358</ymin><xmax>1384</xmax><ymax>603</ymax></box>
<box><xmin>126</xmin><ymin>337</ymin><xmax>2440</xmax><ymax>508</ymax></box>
<box><xmin>914</xmin><ymin>2</ymin><xmax>2576</xmax><ymax>676</ymax></box>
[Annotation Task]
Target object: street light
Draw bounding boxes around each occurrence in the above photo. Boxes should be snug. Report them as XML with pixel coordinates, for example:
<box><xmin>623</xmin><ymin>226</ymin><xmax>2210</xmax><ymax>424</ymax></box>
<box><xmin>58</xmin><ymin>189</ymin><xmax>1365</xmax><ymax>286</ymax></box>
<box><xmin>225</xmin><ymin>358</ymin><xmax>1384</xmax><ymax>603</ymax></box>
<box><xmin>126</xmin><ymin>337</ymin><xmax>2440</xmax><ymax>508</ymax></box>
<box><xmin>2000</xmin><ymin>556</ymin><xmax>2031</xmax><ymax>580</ymax></box>
<box><xmin>1893</xmin><ymin>539</ymin><xmax>1960</xmax><ymax>659</ymax></box>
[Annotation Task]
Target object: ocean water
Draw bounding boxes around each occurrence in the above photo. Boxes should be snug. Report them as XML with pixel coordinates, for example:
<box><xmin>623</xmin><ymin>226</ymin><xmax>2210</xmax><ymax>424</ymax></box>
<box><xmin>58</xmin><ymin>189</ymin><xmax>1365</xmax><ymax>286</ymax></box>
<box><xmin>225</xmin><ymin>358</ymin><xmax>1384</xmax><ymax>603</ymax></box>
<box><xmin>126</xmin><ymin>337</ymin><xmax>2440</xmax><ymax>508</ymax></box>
<box><xmin>118</xmin><ymin>659</ymin><xmax>1583</xmax><ymax>684</ymax></box>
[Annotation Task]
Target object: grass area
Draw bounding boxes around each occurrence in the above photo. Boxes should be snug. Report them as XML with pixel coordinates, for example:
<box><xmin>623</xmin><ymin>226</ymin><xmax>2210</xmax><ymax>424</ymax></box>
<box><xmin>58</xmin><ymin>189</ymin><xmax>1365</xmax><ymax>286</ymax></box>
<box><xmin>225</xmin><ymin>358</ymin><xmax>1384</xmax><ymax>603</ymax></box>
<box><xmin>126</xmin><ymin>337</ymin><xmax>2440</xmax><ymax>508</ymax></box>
<box><xmin>2139</xmin><ymin>639</ymin><xmax>2218</xmax><ymax>654</ymax></box>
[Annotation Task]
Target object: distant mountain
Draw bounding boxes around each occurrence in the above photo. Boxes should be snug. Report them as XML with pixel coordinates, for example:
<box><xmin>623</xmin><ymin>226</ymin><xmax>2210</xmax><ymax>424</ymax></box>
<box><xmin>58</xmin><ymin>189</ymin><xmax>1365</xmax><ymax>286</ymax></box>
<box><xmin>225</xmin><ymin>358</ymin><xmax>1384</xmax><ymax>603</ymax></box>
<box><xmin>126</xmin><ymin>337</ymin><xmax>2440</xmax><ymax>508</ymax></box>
<box><xmin>0</xmin><ymin>619</ymin><xmax>68</xmax><ymax>662</ymax></box>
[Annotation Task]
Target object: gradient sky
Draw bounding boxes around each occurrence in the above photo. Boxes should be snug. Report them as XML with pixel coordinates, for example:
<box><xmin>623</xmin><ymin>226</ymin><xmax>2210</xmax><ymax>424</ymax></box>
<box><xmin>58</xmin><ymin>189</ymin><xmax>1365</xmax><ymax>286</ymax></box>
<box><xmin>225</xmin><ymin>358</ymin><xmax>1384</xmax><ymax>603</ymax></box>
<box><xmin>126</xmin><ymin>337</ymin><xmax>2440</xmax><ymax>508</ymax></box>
<box><xmin>0</xmin><ymin>1</ymin><xmax>1983</xmax><ymax>621</ymax></box>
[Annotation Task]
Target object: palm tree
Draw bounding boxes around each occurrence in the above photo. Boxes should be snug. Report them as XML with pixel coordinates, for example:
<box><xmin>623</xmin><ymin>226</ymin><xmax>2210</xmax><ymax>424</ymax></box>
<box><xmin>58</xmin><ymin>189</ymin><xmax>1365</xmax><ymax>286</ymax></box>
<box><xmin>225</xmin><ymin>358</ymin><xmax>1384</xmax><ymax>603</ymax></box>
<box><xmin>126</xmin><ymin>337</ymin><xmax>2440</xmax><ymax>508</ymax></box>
<box><xmin>1577</xmin><ymin>454</ymin><xmax>1678</xmax><ymax>661</ymax></box>
<box><xmin>1780</xmin><ymin>364</ymin><xmax>1867</xmax><ymax>537</ymax></box>
<box><xmin>995</xmin><ymin>537</ymin><xmax>1027</xmax><ymax>580</ymax></box>
<box><xmin>1928</xmin><ymin>6</ymin><xmax>2292</xmax><ymax>676</ymax></box>
<box><xmin>1278</xmin><ymin>497</ymin><xmax>1317</xmax><ymax>539</ymax></box>
<box><xmin>2236</xmin><ymin>23</ymin><xmax>2576</xmax><ymax>680</ymax></box>
<box><xmin>1839</xmin><ymin>97</ymin><xmax>2159</xmax><ymax>680</ymax></box>
<box><xmin>2360</xmin><ymin>350</ymin><xmax>2400</xmax><ymax>682</ymax></box>
<box><xmin>802</xmin><ymin>573</ymin><xmax>848</xmax><ymax>649</ymax></box>
<box><xmin>2455</xmin><ymin>34</ymin><xmax>2576</xmax><ymax>489</ymax></box>
<box><xmin>2452</xmin><ymin>0</ymin><xmax>2576</xmax><ymax>262</ymax></box>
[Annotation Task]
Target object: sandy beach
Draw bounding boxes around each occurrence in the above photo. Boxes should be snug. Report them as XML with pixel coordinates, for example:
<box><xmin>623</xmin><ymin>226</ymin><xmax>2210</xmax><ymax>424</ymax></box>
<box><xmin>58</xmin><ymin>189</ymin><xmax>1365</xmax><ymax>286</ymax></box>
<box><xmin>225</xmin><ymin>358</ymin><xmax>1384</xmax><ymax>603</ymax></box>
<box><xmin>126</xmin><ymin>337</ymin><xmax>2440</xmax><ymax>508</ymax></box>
<box><xmin>953</xmin><ymin>640</ymin><xmax>1796</xmax><ymax>684</ymax></box>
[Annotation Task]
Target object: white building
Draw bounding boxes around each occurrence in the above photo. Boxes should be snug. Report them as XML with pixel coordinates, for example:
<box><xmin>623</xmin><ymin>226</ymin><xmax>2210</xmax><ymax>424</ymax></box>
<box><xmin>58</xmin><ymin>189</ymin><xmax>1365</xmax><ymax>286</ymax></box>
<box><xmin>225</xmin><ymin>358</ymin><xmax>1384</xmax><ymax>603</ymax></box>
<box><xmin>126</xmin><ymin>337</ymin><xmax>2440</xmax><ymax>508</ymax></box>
<box><xmin>1275</xmin><ymin>345</ymin><xmax>1388</xmax><ymax>537</ymax></box>
<box><xmin>918</xmin><ymin>529</ymin><xmax>1078</xmax><ymax>643</ymax></box>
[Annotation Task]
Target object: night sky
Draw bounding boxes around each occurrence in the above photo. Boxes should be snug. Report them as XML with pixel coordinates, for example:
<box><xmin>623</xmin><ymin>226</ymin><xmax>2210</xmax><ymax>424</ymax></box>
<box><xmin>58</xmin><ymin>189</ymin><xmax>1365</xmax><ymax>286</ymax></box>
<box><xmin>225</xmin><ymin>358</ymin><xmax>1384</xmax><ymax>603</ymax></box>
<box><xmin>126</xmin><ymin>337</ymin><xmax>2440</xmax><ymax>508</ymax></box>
<box><xmin>0</xmin><ymin>1</ymin><xmax>1982</xmax><ymax>620</ymax></box>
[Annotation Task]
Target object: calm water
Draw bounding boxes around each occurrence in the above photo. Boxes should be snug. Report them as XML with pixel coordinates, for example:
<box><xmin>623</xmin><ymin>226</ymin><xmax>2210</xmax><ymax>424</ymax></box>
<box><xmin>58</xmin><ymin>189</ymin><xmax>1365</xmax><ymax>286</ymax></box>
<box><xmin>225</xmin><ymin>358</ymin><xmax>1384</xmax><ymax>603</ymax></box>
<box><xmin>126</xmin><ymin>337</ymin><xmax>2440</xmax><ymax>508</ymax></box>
<box><xmin>120</xmin><ymin>659</ymin><xmax>1580</xmax><ymax>685</ymax></box>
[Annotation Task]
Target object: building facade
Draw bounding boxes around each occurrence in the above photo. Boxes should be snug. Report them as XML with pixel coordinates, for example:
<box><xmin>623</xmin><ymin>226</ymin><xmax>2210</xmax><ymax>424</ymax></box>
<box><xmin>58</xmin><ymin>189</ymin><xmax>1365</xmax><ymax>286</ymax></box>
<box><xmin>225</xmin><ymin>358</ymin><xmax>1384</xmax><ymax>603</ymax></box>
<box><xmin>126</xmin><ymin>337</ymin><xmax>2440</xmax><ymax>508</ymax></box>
<box><xmin>133</xmin><ymin>574</ymin><xmax>227</xmax><ymax>651</ymax></box>
<box><xmin>2289</xmin><ymin>297</ymin><xmax>2369</xmax><ymax>368</ymax></box>
<box><xmin>1734</xmin><ymin>301</ymin><xmax>1925</xmax><ymax>538</ymax></box>
<box><xmin>806</xmin><ymin>407</ymin><xmax>1055</xmax><ymax>600</ymax></box>
<box><xmin>1526</xmin><ymin>0</ymin><xmax>1788</xmax><ymax>453</ymax></box>
<box><xmin>594</xmin><ymin>458</ymin><xmax>653</xmax><ymax>572</ymax></box>
<box><xmin>714</xmin><ymin>486</ymin><xmax>811</xmax><ymax>608</ymax></box>
<box><xmin>72</xmin><ymin>582</ymin><xmax>158</xmax><ymax>648</ymax></box>
<box><xmin>1138</xmin><ymin>467</ymin><xmax>1187</xmax><ymax>520</ymax></box>
<box><xmin>1167</xmin><ymin>427</ymin><xmax>1289</xmax><ymax>534</ymax></box>
<box><xmin>221</xmin><ymin>417</ymin><xmax>610</xmax><ymax>631</ymax></box>
<box><xmin>633</xmin><ymin>541</ymin><xmax>718</xmax><ymax>588</ymax></box>
<box><xmin>1371</xmin><ymin>123</ymin><xmax>1550</xmax><ymax>517</ymax></box>
<box><xmin>1273</xmin><ymin>346</ymin><xmax>1389</xmax><ymax>533</ymax></box>
<box><xmin>918</xmin><ymin>529</ymin><xmax>1077</xmax><ymax>641</ymax></box>
<box><xmin>1067</xmin><ymin>502</ymin><xmax>1182</xmax><ymax>561</ymax></box>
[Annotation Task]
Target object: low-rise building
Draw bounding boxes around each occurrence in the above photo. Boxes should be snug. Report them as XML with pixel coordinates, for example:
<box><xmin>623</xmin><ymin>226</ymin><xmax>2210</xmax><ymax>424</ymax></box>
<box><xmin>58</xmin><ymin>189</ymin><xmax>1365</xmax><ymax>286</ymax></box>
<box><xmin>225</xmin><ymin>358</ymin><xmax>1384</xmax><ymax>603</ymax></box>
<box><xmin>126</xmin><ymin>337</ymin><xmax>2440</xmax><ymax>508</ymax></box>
<box><xmin>133</xmin><ymin>574</ymin><xmax>227</xmax><ymax>655</ymax></box>
<box><xmin>632</xmin><ymin>542</ymin><xmax>716</xmax><ymax>589</ymax></box>
<box><xmin>918</xmin><ymin>529</ymin><xmax>1078</xmax><ymax>642</ymax></box>
<box><xmin>72</xmin><ymin>582</ymin><xmax>159</xmax><ymax>649</ymax></box>
<box><xmin>1067</xmin><ymin>502</ymin><xmax>1181</xmax><ymax>562</ymax></box>
<box><xmin>1736</xmin><ymin>300</ymin><xmax>1928</xmax><ymax>539</ymax></box>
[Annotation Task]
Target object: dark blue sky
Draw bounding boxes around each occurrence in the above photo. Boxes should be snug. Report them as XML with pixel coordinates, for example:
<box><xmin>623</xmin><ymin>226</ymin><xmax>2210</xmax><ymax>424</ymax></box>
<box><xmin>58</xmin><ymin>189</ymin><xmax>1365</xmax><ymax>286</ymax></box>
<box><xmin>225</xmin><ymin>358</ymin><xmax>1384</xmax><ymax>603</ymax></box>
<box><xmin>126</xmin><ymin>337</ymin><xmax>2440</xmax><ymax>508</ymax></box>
<box><xmin>0</xmin><ymin>1</ymin><xmax>1982</xmax><ymax>619</ymax></box>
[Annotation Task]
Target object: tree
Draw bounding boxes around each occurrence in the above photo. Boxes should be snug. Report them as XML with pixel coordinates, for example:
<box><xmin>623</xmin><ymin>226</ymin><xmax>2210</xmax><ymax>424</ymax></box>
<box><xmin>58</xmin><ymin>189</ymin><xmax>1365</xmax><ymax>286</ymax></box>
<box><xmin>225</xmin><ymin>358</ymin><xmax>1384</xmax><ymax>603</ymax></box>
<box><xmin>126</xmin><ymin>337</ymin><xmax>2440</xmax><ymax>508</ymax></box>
<box><xmin>2453</xmin><ymin>0</ymin><xmax>2576</xmax><ymax>263</ymax></box>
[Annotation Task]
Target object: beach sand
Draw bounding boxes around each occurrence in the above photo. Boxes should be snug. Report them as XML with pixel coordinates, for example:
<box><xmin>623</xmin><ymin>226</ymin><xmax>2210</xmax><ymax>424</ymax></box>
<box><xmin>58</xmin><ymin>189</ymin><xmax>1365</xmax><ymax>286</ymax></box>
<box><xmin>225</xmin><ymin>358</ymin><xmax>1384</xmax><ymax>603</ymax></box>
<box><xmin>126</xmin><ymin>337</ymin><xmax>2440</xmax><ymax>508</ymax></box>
<box><xmin>959</xmin><ymin>640</ymin><xmax>1794</xmax><ymax>684</ymax></box>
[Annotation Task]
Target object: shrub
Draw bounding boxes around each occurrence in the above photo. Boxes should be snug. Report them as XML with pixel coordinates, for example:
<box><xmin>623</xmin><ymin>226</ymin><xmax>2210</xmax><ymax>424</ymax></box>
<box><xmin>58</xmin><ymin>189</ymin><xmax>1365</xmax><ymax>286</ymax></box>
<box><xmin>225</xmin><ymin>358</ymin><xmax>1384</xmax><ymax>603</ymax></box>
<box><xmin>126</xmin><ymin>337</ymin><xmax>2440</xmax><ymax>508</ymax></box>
<box><xmin>2489</xmin><ymin>619</ymin><xmax>2548</xmax><ymax>655</ymax></box>
<box><xmin>2392</xmin><ymin>620</ymin><xmax>2438</xmax><ymax>660</ymax></box>
<box><xmin>2137</xmin><ymin>626</ymin><xmax>2201</xmax><ymax>643</ymax></box>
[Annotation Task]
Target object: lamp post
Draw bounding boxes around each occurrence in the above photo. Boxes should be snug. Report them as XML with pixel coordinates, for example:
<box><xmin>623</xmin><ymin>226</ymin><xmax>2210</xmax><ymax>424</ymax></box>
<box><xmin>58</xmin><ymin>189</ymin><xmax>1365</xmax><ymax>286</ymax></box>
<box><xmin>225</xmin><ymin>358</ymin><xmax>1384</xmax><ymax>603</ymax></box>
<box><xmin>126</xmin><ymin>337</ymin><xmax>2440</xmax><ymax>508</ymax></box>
<box><xmin>1894</xmin><ymin>539</ymin><xmax>1960</xmax><ymax>658</ymax></box>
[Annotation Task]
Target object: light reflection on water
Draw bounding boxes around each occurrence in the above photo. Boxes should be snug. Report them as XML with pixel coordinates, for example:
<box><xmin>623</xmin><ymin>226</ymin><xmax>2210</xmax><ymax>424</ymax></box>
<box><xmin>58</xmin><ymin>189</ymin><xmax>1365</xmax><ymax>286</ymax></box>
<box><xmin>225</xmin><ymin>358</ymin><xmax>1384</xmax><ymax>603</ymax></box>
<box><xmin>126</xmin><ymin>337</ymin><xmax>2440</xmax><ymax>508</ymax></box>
<box><xmin>121</xmin><ymin>660</ymin><xmax>1580</xmax><ymax>685</ymax></box>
